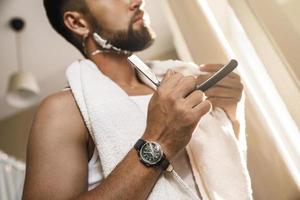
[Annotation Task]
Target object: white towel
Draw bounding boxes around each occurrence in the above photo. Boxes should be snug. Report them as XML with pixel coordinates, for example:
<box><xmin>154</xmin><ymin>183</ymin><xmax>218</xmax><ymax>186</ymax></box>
<box><xmin>66</xmin><ymin>59</ymin><xmax>252</xmax><ymax>199</ymax></box>
<box><xmin>147</xmin><ymin>60</ymin><xmax>252</xmax><ymax>200</ymax></box>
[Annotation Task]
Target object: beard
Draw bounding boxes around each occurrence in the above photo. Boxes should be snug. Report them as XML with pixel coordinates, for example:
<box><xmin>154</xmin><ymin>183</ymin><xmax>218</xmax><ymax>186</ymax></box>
<box><xmin>89</xmin><ymin>13</ymin><xmax>156</xmax><ymax>52</ymax></box>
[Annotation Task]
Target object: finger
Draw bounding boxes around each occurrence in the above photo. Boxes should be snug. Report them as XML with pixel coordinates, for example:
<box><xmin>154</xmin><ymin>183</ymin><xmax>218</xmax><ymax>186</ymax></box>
<box><xmin>196</xmin><ymin>74</ymin><xmax>211</xmax><ymax>85</ymax></box>
<box><xmin>160</xmin><ymin>72</ymin><xmax>184</xmax><ymax>89</ymax></box>
<box><xmin>212</xmin><ymin>84</ymin><xmax>243</xmax><ymax>91</ymax></box>
<box><xmin>192</xmin><ymin>100</ymin><xmax>212</xmax><ymax>117</ymax></box>
<box><xmin>185</xmin><ymin>90</ymin><xmax>206</xmax><ymax>108</ymax></box>
<box><xmin>197</xmin><ymin>74</ymin><xmax>242</xmax><ymax>88</ymax></box>
<box><xmin>213</xmin><ymin>79</ymin><xmax>243</xmax><ymax>89</ymax></box>
<box><xmin>205</xmin><ymin>87</ymin><xmax>242</xmax><ymax>99</ymax></box>
<box><xmin>199</xmin><ymin>64</ymin><xmax>223</xmax><ymax>72</ymax></box>
<box><xmin>227</xmin><ymin>72</ymin><xmax>241</xmax><ymax>80</ymax></box>
<box><xmin>172</xmin><ymin>76</ymin><xmax>197</xmax><ymax>98</ymax></box>
<box><xmin>209</xmin><ymin>97</ymin><xmax>239</xmax><ymax>107</ymax></box>
<box><xmin>200</xmin><ymin>64</ymin><xmax>241</xmax><ymax>80</ymax></box>
<box><xmin>208</xmin><ymin>96</ymin><xmax>238</xmax><ymax>101</ymax></box>
<box><xmin>197</xmin><ymin>73</ymin><xmax>240</xmax><ymax>84</ymax></box>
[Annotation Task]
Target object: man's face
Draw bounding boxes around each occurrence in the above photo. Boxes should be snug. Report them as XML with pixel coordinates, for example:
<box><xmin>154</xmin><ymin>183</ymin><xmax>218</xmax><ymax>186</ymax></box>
<box><xmin>85</xmin><ymin>0</ymin><xmax>156</xmax><ymax>52</ymax></box>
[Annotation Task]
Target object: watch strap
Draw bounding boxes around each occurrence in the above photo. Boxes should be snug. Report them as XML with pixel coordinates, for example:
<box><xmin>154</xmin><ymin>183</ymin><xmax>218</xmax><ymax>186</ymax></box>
<box><xmin>159</xmin><ymin>155</ymin><xmax>170</xmax><ymax>171</ymax></box>
<box><xmin>134</xmin><ymin>139</ymin><xmax>146</xmax><ymax>151</ymax></box>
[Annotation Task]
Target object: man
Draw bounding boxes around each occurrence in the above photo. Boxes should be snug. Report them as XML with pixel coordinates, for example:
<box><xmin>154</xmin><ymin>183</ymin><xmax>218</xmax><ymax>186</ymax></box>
<box><xmin>23</xmin><ymin>0</ymin><xmax>247</xmax><ymax>199</ymax></box>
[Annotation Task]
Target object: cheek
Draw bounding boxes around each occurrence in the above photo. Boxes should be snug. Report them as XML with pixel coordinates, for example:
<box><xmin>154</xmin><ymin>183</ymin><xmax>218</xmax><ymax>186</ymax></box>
<box><xmin>89</xmin><ymin>2</ymin><xmax>131</xmax><ymax>31</ymax></box>
<box><xmin>122</xmin><ymin>0</ymin><xmax>131</xmax><ymax>4</ymax></box>
<box><xmin>104</xmin><ymin>15</ymin><xmax>130</xmax><ymax>30</ymax></box>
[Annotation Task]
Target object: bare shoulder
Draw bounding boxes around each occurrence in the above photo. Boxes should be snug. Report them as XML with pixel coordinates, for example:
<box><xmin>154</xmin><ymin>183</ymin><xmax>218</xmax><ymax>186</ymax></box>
<box><xmin>30</xmin><ymin>89</ymin><xmax>88</xmax><ymax>145</ymax></box>
<box><xmin>23</xmin><ymin>90</ymin><xmax>90</xmax><ymax>199</ymax></box>
<box><xmin>37</xmin><ymin>90</ymin><xmax>80</xmax><ymax>123</ymax></box>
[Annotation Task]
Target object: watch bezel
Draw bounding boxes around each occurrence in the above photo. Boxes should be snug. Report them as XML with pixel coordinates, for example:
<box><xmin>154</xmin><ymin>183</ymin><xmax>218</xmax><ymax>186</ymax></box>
<box><xmin>139</xmin><ymin>141</ymin><xmax>163</xmax><ymax>166</ymax></box>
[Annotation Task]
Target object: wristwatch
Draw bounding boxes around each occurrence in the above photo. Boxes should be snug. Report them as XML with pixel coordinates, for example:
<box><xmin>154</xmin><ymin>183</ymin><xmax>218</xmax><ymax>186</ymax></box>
<box><xmin>134</xmin><ymin>139</ymin><xmax>170</xmax><ymax>171</ymax></box>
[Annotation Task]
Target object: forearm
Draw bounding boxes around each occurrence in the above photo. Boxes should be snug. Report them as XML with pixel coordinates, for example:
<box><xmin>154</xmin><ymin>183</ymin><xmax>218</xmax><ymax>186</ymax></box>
<box><xmin>77</xmin><ymin>149</ymin><xmax>162</xmax><ymax>200</ymax></box>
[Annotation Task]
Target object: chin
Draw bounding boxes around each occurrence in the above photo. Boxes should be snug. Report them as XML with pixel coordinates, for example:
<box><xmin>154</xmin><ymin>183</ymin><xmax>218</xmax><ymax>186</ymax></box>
<box><xmin>125</xmin><ymin>25</ymin><xmax>156</xmax><ymax>52</ymax></box>
<box><xmin>132</xmin><ymin>33</ymin><xmax>156</xmax><ymax>52</ymax></box>
<box><xmin>139</xmin><ymin>36</ymin><xmax>156</xmax><ymax>51</ymax></box>
<box><xmin>107</xmin><ymin>23</ymin><xmax>157</xmax><ymax>52</ymax></box>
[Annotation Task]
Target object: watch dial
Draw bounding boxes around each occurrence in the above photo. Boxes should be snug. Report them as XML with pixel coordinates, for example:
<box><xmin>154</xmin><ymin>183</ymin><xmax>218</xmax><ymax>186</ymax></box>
<box><xmin>140</xmin><ymin>142</ymin><xmax>163</xmax><ymax>165</ymax></box>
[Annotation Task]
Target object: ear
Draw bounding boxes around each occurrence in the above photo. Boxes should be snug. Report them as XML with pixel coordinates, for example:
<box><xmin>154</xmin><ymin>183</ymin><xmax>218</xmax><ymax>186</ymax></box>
<box><xmin>63</xmin><ymin>11</ymin><xmax>90</xmax><ymax>38</ymax></box>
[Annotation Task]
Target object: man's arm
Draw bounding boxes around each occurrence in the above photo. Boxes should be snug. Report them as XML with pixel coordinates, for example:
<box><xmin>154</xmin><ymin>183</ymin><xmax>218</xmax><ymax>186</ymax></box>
<box><xmin>23</xmin><ymin>71</ymin><xmax>211</xmax><ymax>200</ymax></box>
<box><xmin>22</xmin><ymin>91</ymin><xmax>162</xmax><ymax>200</ymax></box>
<box><xmin>23</xmin><ymin>91</ymin><xmax>90</xmax><ymax>199</ymax></box>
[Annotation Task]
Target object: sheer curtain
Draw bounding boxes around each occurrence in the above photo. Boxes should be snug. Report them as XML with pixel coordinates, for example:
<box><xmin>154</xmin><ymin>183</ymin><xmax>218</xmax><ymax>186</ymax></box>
<box><xmin>0</xmin><ymin>151</ymin><xmax>25</xmax><ymax>200</ymax></box>
<box><xmin>161</xmin><ymin>0</ymin><xmax>300</xmax><ymax>199</ymax></box>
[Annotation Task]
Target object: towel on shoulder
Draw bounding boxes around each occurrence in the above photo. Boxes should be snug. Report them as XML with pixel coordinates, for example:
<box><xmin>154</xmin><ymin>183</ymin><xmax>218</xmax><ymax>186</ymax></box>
<box><xmin>66</xmin><ymin>58</ymin><xmax>253</xmax><ymax>200</ymax></box>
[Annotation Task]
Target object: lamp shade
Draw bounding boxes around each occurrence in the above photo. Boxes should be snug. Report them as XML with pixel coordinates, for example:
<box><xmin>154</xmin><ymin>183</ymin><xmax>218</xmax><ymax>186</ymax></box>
<box><xmin>6</xmin><ymin>71</ymin><xmax>40</xmax><ymax>108</ymax></box>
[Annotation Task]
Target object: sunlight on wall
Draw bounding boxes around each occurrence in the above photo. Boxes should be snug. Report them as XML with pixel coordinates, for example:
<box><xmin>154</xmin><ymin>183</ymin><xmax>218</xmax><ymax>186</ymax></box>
<box><xmin>197</xmin><ymin>0</ymin><xmax>300</xmax><ymax>188</ymax></box>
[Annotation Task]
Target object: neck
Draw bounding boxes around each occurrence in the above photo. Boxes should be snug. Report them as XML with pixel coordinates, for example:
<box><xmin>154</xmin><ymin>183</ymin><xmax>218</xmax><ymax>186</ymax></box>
<box><xmin>90</xmin><ymin>52</ymin><xmax>138</xmax><ymax>85</ymax></box>
<box><xmin>84</xmin><ymin>36</ymin><xmax>139</xmax><ymax>86</ymax></box>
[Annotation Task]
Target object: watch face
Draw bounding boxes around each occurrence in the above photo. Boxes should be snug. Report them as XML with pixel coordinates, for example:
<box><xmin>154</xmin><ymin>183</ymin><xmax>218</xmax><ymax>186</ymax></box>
<box><xmin>140</xmin><ymin>142</ymin><xmax>163</xmax><ymax>165</ymax></box>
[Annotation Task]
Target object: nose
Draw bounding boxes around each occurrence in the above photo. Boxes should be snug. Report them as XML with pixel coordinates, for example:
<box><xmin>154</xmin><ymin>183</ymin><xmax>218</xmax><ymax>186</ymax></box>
<box><xmin>129</xmin><ymin>0</ymin><xmax>144</xmax><ymax>10</ymax></box>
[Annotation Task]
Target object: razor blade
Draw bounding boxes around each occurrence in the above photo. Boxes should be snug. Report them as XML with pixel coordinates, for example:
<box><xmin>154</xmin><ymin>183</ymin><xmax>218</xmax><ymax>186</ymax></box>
<box><xmin>128</xmin><ymin>54</ymin><xmax>160</xmax><ymax>87</ymax></box>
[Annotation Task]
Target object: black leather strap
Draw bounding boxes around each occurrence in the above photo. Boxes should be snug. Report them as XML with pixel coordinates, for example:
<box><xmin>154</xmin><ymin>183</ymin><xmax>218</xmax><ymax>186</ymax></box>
<box><xmin>158</xmin><ymin>155</ymin><xmax>170</xmax><ymax>171</ymax></box>
<box><xmin>134</xmin><ymin>139</ymin><xmax>146</xmax><ymax>151</ymax></box>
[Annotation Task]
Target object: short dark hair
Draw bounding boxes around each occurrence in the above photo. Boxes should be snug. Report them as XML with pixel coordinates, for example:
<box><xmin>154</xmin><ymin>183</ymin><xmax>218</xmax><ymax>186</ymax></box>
<box><xmin>43</xmin><ymin>0</ymin><xmax>88</xmax><ymax>55</ymax></box>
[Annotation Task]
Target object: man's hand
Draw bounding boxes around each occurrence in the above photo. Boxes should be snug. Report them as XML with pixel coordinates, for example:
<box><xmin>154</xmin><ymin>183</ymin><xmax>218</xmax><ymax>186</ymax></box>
<box><xmin>144</xmin><ymin>70</ymin><xmax>212</xmax><ymax>160</ymax></box>
<box><xmin>197</xmin><ymin>64</ymin><xmax>244</xmax><ymax>135</ymax></box>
